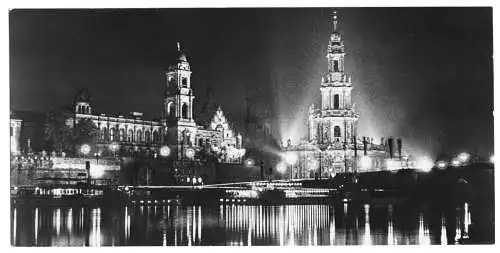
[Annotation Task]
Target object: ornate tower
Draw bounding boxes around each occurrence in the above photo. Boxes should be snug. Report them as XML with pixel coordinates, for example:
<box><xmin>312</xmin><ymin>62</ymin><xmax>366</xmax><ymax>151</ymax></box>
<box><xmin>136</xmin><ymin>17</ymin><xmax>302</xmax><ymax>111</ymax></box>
<box><xmin>74</xmin><ymin>89</ymin><xmax>92</xmax><ymax>115</ymax></box>
<box><xmin>163</xmin><ymin>43</ymin><xmax>197</xmax><ymax>159</ymax></box>
<box><xmin>163</xmin><ymin>42</ymin><xmax>196</xmax><ymax>126</ymax></box>
<box><xmin>309</xmin><ymin>11</ymin><xmax>359</xmax><ymax>144</ymax></box>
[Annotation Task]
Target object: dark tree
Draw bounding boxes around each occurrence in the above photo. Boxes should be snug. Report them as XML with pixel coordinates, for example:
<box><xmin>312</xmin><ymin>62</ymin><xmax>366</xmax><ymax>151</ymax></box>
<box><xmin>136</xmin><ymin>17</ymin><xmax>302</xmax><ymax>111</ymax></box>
<box><xmin>44</xmin><ymin>108</ymin><xmax>73</xmax><ymax>153</ymax></box>
<box><xmin>72</xmin><ymin>118</ymin><xmax>100</xmax><ymax>146</ymax></box>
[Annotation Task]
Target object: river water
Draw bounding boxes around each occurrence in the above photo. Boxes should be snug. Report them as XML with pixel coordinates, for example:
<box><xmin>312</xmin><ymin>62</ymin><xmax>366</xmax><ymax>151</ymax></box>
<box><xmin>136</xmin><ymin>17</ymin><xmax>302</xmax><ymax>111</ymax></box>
<box><xmin>11</xmin><ymin>201</ymin><xmax>493</xmax><ymax>246</ymax></box>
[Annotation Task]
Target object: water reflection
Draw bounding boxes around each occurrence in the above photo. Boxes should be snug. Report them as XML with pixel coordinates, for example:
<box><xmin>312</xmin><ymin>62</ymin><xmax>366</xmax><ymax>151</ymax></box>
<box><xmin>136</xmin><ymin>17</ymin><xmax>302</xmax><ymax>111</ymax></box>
<box><xmin>11</xmin><ymin>201</ymin><xmax>490</xmax><ymax>246</ymax></box>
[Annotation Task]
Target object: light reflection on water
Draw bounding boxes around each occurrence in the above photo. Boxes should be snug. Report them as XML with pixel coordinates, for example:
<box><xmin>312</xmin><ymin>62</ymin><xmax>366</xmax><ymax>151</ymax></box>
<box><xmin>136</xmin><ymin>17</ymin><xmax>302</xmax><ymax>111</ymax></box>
<box><xmin>11</xmin><ymin>201</ymin><xmax>487</xmax><ymax>246</ymax></box>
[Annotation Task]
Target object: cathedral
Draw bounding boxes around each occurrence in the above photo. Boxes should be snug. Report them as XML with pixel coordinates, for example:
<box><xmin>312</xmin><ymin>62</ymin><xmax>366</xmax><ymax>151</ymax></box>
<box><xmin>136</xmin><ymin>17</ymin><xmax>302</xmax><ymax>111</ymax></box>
<box><xmin>282</xmin><ymin>12</ymin><xmax>406</xmax><ymax>178</ymax></box>
<box><xmin>70</xmin><ymin>43</ymin><xmax>245</xmax><ymax>163</ymax></box>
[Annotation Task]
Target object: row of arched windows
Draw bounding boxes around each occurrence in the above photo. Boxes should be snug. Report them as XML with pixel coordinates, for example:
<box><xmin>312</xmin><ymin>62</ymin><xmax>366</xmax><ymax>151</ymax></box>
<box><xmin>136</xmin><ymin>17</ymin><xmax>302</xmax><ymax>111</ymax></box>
<box><xmin>100</xmin><ymin>127</ymin><xmax>161</xmax><ymax>144</ymax></box>
<box><xmin>76</xmin><ymin>105</ymin><xmax>90</xmax><ymax>114</ymax></box>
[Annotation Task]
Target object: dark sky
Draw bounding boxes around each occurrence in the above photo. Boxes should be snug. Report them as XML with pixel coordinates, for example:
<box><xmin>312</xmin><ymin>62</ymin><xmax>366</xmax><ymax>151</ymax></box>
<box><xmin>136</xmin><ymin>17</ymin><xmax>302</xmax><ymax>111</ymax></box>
<box><xmin>10</xmin><ymin>8</ymin><xmax>493</xmax><ymax>159</ymax></box>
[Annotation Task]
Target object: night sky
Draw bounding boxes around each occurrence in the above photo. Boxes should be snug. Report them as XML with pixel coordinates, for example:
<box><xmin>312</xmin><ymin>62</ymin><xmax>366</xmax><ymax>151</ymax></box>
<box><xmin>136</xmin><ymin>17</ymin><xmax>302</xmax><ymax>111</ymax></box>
<box><xmin>9</xmin><ymin>8</ymin><xmax>493</xmax><ymax>159</ymax></box>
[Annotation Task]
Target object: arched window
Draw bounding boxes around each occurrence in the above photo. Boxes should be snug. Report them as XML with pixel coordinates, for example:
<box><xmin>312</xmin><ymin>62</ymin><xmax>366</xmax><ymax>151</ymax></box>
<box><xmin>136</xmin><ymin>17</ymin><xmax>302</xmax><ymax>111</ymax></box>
<box><xmin>181</xmin><ymin>103</ymin><xmax>188</xmax><ymax>119</ymax></box>
<box><xmin>110</xmin><ymin>128</ymin><xmax>115</xmax><ymax>141</ymax></box>
<box><xmin>198</xmin><ymin>138</ymin><xmax>203</xmax><ymax>147</ymax></box>
<box><xmin>128</xmin><ymin>129</ymin><xmax>133</xmax><ymax>142</ymax></box>
<box><xmin>334</xmin><ymin>60</ymin><xmax>339</xmax><ymax>72</ymax></box>
<box><xmin>153</xmin><ymin>131</ymin><xmax>159</xmax><ymax>144</ymax></box>
<box><xmin>334</xmin><ymin>126</ymin><xmax>341</xmax><ymax>138</ymax></box>
<box><xmin>145</xmin><ymin>130</ymin><xmax>151</xmax><ymax>144</ymax></box>
<box><xmin>334</xmin><ymin>94</ymin><xmax>340</xmax><ymax>109</ymax></box>
<box><xmin>119</xmin><ymin>129</ymin><xmax>125</xmax><ymax>141</ymax></box>
<box><xmin>103</xmin><ymin>128</ymin><xmax>109</xmax><ymax>141</ymax></box>
<box><xmin>168</xmin><ymin>102</ymin><xmax>175</xmax><ymax>118</ymax></box>
<box><xmin>136</xmin><ymin>130</ymin><xmax>143</xmax><ymax>143</ymax></box>
<box><xmin>182</xmin><ymin>77</ymin><xmax>188</xmax><ymax>88</ymax></box>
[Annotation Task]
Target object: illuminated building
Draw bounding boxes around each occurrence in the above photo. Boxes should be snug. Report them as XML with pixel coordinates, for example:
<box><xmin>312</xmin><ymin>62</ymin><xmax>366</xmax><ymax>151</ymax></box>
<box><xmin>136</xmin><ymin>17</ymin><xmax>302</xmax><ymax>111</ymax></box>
<box><xmin>282</xmin><ymin>11</ymin><xmax>406</xmax><ymax>177</ymax></box>
<box><xmin>10</xmin><ymin>112</ymin><xmax>22</xmax><ymax>155</ymax></box>
<box><xmin>68</xmin><ymin>43</ymin><xmax>244</xmax><ymax>162</ymax></box>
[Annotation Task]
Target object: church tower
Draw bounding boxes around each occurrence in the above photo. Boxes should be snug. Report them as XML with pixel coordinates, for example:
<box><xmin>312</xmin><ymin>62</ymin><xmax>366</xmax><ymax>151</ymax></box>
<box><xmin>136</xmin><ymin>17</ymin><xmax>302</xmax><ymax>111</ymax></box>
<box><xmin>309</xmin><ymin>11</ymin><xmax>359</xmax><ymax>144</ymax></box>
<box><xmin>163</xmin><ymin>42</ymin><xmax>196</xmax><ymax>126</ymax></box>
<box><xmin>163</xmin><ymin>43</ymin><xmax>197</xmax><ymax>159</ymax></box>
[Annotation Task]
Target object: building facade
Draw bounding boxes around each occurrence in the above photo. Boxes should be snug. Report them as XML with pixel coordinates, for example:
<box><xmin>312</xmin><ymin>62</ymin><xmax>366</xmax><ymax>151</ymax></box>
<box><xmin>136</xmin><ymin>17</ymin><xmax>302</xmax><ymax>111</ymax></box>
<box><xmin>283</xmin><ymin>12</ymin><xmax>406</xmax><ymax>178</ymax></box>
<box><xmin>69</xmin><ymin>43</ymin><xmax>244</xmax><ymax>163</ymax></box>
<box><xmin>10</xmin><ymin>114</ymin><xmax>22</xmax><ymax>155</ymax></box>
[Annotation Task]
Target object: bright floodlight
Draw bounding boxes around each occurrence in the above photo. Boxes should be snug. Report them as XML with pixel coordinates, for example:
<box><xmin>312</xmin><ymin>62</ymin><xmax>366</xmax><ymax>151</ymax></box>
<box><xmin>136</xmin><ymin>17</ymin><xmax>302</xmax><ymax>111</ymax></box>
<box><xmin>416</xmin><ymin>156</ymin><xmax>433</xmax><ymax>172</ymax></box>
<box><xmin>90</xmin><ymin>165</ymin><xmax>105</xmax><ymax>178</ymax></box>
<box><xmin>80</xmin><ymin>144</ymin><xmax>91</xmax><ymax>155</ymax></box>
<box><xmin>185</xmin><ymin>148</ymin><xmax>195</xmax><ymax>159</ymax></box>
<box><xmin>276</xmin><ymin>162</ymin><xmax>287</xmax><ymax>174</ymax></box>
<box><xmin>244</xmin><ymin>158</ymin><xmax>255</xmax><ymax>167</ymax></box>
<box><xmin>436</xmin><ymin>160</ymin><xmax>447</xmax><ymax>169</ymax></box>
<box><xmin>284</xmin><ymin>152</ymin><xmax>298</xmax><ymax>165</ymax></box>
<box><xmin>490</xmin><ymin>155</ymin><xmax>494</xmax><ymax>164</ymax></box>
<box><xmin>458</xmin><ymin>152</ymin><xmax>470</xmax><ymax>163</ymax></box>
<box><xmin>160</xmin><ymin>146</ymin><xmax>171</xmax><ymax>157</ymax></box>
<box><xmin>451</xmin><ymin>158</ymin><xmax>461</xmax><ymax>167</ymax></box>
<box><xmin>360</xmin><ymin>156</ymin><xmax>372</xmax><ymax>170</ymax></box>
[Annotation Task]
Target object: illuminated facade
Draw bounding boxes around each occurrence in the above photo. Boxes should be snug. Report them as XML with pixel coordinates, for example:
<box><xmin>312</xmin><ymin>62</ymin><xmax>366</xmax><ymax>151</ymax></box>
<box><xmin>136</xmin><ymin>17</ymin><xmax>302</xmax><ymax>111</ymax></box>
<box><xmin>283</xmin><ymin>12</ymin><xmax>405</xmax><ymax>177</ymax></box>
<box><xmin>10</xmin><ymin>113</ymin><xmax>22</xmax><ymax>155</ymax></box>
<box><xmin>69</xmin><ymin>43</ymin><xmax>244</xmax><ymax>162</ymax></box>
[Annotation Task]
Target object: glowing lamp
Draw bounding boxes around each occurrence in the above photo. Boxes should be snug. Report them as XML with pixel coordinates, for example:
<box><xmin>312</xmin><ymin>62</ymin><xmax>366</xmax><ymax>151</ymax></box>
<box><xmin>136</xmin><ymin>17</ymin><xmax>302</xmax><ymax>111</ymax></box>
<box><xmin>244</xmin><ymin>158</ymin><xmax>255</xmax><ymax>167</ymax></box>
<box><xmin>185</xmin><ymin>148</ymin><xmax>195</xmax><ymax>159</ymax></box>
<box><xmin>276</xmin><ymin>162</ymin><xmax>287</xmax><ymax>174</ymax></box>
<box><xmin>159</xmin><ymin>146</ymin><xmax>171</xmax><ymax>157</ymax></box>
<box><xmin>284</xmin><ymin>152</ymin><xmax>298</xmax><ymax>165</ymax></box>
<box><xmin>359</xmin><ymin>156</ymin><xmax>372</xmax><ymax>170</ymax></box>
<box><xmin>416</xmin><ymin>156</ymin><xmax>433</xmax><ymax>172</ymax></box>
<box><xmin>436</xmin><ymin>160</ymin><xmax>447</xmax><ymax>169</ymax></box>
<box><xmin>451</xmin><ymin>158</ymin><xmax>461</xmax><ymax>167</ymax></box>
<box><xmin>458</xmin><ymin>152</ymin><xmax>470</xmax><ymax>163</ymax></box>
<box><xmin>490</xmin><ymin>155</ymin><xmax>494</xmax><ymax>164</ymax></box>
<box><xmin>80</xmin><ymin>144</ymin><xmax>91</xmax><ymax>156</ymax></box>
<box><xmin>109</xmin><ymin>142</ymin><xmax>120</xmax><ymax>152</ymax></box>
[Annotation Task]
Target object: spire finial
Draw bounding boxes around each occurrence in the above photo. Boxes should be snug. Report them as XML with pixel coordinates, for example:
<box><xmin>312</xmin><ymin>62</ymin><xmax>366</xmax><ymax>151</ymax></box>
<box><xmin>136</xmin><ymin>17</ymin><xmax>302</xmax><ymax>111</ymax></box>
<box><xmin>332</xmin><ymin>10</ymin><xmax>339</xmax><ymax>32</ymax></box>
<box><xmin>177</xmin><ymin>41</ymin><xmax>181</xmax><ymax>52</ymax></box>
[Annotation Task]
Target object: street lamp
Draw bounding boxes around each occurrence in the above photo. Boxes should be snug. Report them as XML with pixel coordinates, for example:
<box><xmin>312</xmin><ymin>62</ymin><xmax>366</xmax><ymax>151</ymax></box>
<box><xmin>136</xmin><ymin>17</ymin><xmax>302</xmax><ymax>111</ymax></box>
<box><xmin>109</xmin><ymin>142</ymin><xmax>120</xmax><ymax>157</ymax></box>
<box><xmin>80</xmin><ymin>144</ymin><xmax>91</xmax><ymax>157</ymax></box>
<box><xmin>93</xmin><ymin>152</ymin><xmax>101</xmax><ymax>165</ymax></box>
<box><xmin>160</xmin><ymin>145</ymin><xmax>171</xmax><ymax>158</ymax></box>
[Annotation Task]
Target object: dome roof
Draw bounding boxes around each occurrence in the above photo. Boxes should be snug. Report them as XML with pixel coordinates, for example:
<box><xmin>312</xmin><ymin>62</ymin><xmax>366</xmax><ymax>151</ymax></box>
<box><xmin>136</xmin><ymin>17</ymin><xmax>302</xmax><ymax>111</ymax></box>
<box><xmin>177</xmin><ymin>51</ymin><xmax>188</xmax><ymax>62</ymax></box>
<box><xmin>74</xmin><ymin>89</ymin><xmax>92</xmax><ymax>103</ymax></box>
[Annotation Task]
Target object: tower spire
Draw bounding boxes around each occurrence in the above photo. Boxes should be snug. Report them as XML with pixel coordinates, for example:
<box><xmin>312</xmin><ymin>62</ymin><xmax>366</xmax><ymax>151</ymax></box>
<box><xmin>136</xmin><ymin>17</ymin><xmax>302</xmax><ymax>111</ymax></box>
<box><xmin>332</xmin><ymin>10</ymin><xmax>339</xmax><ymax>32</ymax></box>
<box><xmin>177</xmin><ymin>41</ymin><xmax>181</xmax><ymax>52</ymax></box>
